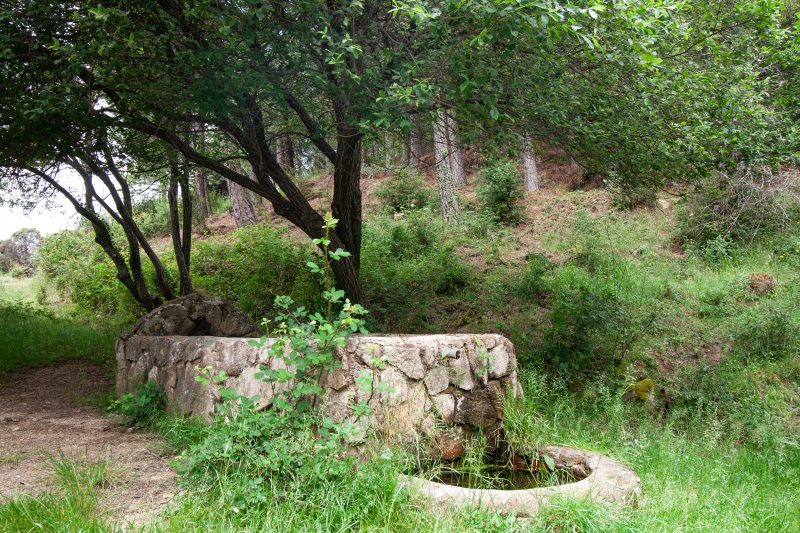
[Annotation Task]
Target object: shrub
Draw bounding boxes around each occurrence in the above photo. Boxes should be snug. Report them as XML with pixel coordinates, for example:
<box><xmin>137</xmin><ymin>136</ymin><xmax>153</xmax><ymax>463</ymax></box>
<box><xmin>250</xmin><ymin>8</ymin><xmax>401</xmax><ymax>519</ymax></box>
<box><xmin>606</xmin><ymin>176</ymin><xmax>657</xmax><ymax>209</ymax></box>
<box><xmin>375</xmin><ymin>170</ymin><xmax>430</xmax><ymax>212</ymax></box>
<box><xmin>36</xmin><ymin>229</ymin><xmax>145</xmax><ymax>321</ymax></box>
<box><xmin>541</xmin><ymin>264</ymin><xmax>648</xmax><ymax>377</ymax></box>
<box><xmin>676</xmin><ymin>164</ymin><xmax>800</xmax><ymax>247</ymax></box>
<box><xmin>476</xmin><ymin>161</ymin><xmax>524</xmax><ymax>224</ymax></box>
<box><xmin>514</xmin><ymin>253</ymin><xmax>554</xmax><ymax>301</ymax></box>
<box><xmin>109</xmin><ymin>381</ymin><xmax>166</xmax><ymax>428</ymax></box>
<box><xmin>361</xmin><ymin>211</ymin><xmax>475</xmax><ymax>329</ymax></box>
<box><xmin>192</xmin><ymin>225</ymin><xmax>319</xmax><ymax>321</ymax></box>
<box><xmin>9</xmin><ymin>263</ymin><xmax>28</xmax><ymax>279</ymax></box>
<box><xmin>733</xmin><ymin>301</ymin><xmax>800</xmax><ymax>361</ymax></box>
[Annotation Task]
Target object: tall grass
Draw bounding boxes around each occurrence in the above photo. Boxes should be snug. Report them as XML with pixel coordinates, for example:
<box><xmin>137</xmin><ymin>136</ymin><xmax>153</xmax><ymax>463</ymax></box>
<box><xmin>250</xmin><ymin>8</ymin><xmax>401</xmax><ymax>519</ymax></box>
<box><xmin>0</xmin><ymin>302</ymin><xmax>118</xmax><ymax>374</ymax></box>
<box><xmin>0</xmin><ymin>456</ymin><xmax>112</xmax><ymax>532</ymax></box>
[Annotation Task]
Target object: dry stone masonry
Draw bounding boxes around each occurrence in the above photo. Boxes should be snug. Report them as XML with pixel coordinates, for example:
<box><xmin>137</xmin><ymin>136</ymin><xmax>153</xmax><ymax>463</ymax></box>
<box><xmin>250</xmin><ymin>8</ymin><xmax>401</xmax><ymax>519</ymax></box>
<box><xmin>116</xmin><ymin>334</ymin><xmax>521</xmax><ymax>454</ymax></box>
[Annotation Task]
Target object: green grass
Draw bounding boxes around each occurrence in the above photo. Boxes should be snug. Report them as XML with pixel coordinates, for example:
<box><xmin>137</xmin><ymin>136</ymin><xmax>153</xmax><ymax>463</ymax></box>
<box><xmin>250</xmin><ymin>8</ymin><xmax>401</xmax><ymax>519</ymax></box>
<box><xmin>0</xmin><ymin>456</ymin><xmax>112</xmax><ymax>533</ymax></box>
<box><xmin>0</xmin><ymin>302</ymin><xmax>119</xmax><ymax>374</ymax></box>
<box><xmin>0</xmin><ymin>273</ymin><xmax>40</xmax><ymax>304</ymax></box>
<box><xmin>1</xmin><ymin>196</ymin><xmax>797</xmax><ymax>531</ymax></box>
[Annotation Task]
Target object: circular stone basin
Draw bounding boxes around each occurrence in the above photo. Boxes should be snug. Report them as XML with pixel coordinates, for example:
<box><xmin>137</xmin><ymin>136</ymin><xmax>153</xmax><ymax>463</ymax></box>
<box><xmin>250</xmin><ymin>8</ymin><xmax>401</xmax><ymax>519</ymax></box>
<box><xmin>399</xmin><ymin>446</ymin><xmax>641</xmax><ymax>517</ymax></box>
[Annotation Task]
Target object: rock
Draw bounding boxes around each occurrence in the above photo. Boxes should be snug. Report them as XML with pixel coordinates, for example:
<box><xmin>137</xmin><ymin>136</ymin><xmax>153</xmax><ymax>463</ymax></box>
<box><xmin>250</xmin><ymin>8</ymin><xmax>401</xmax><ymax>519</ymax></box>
<box><xmin>117</xmin><ymin>333</ymin><xmax>521</xmax><ymax>456</ymax></box>
<box><xmin>748</xmin><ymin>273</ymin><xmax>777</xmax><ymax>296</ymax></box>
<box><xmin>129</xmin><ymin>293</ymin><xmax>260</xmax><ymax>337</ymax></box>
<box><xmin>377</xmin><ymin>368</ymin><xmax>409</xmax><ymax>406</ymax></box>
<box><xmin>624</xmin><ymin>378</ymin><xmax>656</xmax><ymax>410</ymax></box>
<box><xmin>448</xmin><ymin>354</ymin><xmax>474</xmax><ymax>391</ymax></box>
<box><xmin>432</xmin><ymin>392</ymin><xmax>455</xmax><ymax>423</ymax></box>
<box><xmin>435</xmin><ymin>430</ymin><xmax>465</xmax><ymax>460</ymax></box>
<box><xmin>488</xmin><ymin>345</ymin><xmax>510</xmax><ymax>378</ymax></box>
<box><xmin>384</xmin><ymin>345</ymin><xmax>425</xmax><ymax>380</ymax></box>
<box><xmin>423</xmin><ymin>366</ymin><xmax>449</xmax><ymax>395</ymax></box>
<box><xmin>453</xmin><ymin>388</ymin><xmax>500</xmax><ymax>429</ymax></box>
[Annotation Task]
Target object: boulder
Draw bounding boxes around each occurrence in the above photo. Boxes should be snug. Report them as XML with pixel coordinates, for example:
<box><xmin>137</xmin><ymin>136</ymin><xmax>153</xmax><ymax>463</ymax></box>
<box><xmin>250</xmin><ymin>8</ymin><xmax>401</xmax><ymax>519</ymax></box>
<box><xmin>129</xmin><ymin>293</ymin><xmax>260</xmax><ymax>337</ymax></box>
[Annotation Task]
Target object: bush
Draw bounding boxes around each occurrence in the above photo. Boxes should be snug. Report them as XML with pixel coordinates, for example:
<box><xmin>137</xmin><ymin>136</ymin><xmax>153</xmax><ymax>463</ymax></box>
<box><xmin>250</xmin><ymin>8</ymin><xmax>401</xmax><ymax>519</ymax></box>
<box><xmin>375</xmin><ymin>170</ymin><xmax>430</xmax><ymax>212</ymax></box>
<box><xmin>514</xmin><ymin>253</ymin><xmax>554</xmax><ymax>301</ymax></box>
<box><xmin>109</xmin><ymin>381</ymin><xmax>166</xmax><ymax>428</ymax></box>
<box><xmin>606</xmin><ymin>174</ymin><xmax>657</xmax><ymax>209</ymax></box>
<box><xmin>361</xmin><ymin>211</ymin><xmax>475</xmax><ymax>330</ymax></box>
<box><xmin>36</xmin><ymin>229</ymin><xmax>145</xmax><ymax>321</ymax></box>
<box><xmin>676</xmin><ymin>164</ymin><xmax>800</xmax><ymax>247</ymax></box>
<box><xmin>541</xmin><ymin>264</ymin><xmax>649</xmax><ymax>377</ymax></box>
<box><xmin>476</xmin><ymin>161</ymin><xmax>524</xmax><ymax>224</ymax></box>
<box><xmin>192</xmin><ymin>225</ymin><xmax>319</xmax><ymax>321</ymax></box>
<box><xmin>733</xmin><ymin>301</ymin><xmax>800</xmax><ymax>361</ymax></box>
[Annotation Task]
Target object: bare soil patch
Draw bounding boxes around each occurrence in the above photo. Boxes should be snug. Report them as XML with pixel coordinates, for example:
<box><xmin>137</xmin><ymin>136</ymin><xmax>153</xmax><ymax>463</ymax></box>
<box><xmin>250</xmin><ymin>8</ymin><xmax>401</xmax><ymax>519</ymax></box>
<box><xmin>0</xmin><ymin>360</ymin><xmax>176</xmax><ymax>526</ymax></box>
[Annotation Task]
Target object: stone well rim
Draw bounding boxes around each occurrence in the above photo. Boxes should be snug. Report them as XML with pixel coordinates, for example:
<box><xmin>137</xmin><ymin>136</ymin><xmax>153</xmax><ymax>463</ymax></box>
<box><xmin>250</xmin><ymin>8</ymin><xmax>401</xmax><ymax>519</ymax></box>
<box><xmin>398</xmin><ymin>445</ymin><xmax>641</xmax><ymax>517</ymax></box>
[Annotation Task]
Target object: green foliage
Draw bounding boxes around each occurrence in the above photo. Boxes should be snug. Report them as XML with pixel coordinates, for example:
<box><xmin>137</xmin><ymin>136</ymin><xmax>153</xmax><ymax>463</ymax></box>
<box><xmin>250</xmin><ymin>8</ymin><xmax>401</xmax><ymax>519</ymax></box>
<box><xmin>606</xmin><ymin>175</ymin><xmax>657</xmax><ymax>210</ymax></box>
<box><xmin>476</xmin><ymin>161</ymin><xmax>524</xmax><ymax>225</ymax></box>
<box><xmin>192</xmin><ymin>225</ymin><xmax>319</xmax><ymax>321</ymax></box>
<box><xmin>514</xmin><ymin>253</ymin><xmax>554</xmax><ymax>301</ymax></box>
<box><xmin>375</xmin><ymin>170</ymin><xmax>430</xmax><ymax>212</ymax></box>
<box><xmin>361</xmin><ymin>210</ymin><xmax>474</xmax><ymax>329</ymax></box>
<box><xmin>733</xmin><ymin>301</ymin><xmax>800</xmax><ymax>361</ymax></box>
<box><xmin>109</xmin><ymin>381</ymin><xmax>166</xmax><ymax>428</ymax></box>
<box><xmin>542</xmin><ymin>264</ymin><xmax>648</xmax><ymax>377</ymax></box>
<box><xmin>183</xmin><ymin>213</ymin><xmax>370</xmax><ymax>508</ymax></box>
<box><xmin>36</xmin><ymin>229</ymin><xmax>144</xmax><ymax>321</ymax></box>
<box><xmin>0</xmin><ymin>301</ymin><xmax>118</xmax><ymax>374</ymax></box>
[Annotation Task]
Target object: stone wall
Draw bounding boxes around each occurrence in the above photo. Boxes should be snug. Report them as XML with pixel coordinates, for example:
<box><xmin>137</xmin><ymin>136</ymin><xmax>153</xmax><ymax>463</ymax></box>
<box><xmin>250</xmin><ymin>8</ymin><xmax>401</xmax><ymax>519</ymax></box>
<box><xmin>116</xmin><ymin>334</ymin><xmax>521</xmax><ymax>453</ymax></box>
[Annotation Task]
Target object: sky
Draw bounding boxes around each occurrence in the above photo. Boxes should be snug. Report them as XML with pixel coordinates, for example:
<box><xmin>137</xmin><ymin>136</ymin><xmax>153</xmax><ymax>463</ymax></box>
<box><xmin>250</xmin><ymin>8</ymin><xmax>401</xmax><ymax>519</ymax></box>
<box><xmin>0</xmin><ymin>201</ymin><xmax>78</xmax><ymax>240</ymax></box>
<box><xmin>0</xmin><ymin>169</ymin><xmax>82</xmax><ymax>240</ymax></box>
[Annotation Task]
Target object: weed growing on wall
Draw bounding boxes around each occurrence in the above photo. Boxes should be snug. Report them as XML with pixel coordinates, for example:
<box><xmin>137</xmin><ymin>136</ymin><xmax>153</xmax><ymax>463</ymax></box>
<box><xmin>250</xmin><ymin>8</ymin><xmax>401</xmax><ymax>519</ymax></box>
<box><xmin>180</xmin><ymin>213</ymin><xmax>374</xmax><ymax>508</ymax></box>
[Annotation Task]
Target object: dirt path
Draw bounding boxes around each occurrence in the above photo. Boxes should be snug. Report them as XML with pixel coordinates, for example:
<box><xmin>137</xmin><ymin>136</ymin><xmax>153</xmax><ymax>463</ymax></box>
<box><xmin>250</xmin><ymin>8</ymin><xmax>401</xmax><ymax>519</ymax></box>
<box><xmin>0</xmin><ymin>360</ymin><xmax>177</xmax><ymax>526</ymax></box>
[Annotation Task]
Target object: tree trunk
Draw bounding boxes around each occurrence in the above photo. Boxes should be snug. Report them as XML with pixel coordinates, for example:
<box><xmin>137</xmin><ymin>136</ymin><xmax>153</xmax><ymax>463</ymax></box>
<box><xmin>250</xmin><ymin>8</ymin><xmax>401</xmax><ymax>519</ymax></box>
<box><xmin>228</xmin><ymin>178</ymin><xmax>258</xmax><ymax>227</ymax></box>
<box><xmin>411</xmin><ymin>114</ymin><xmax>423</xmax><ymax>170</ymax></box>
<box><xmin>384</xmin><ymin>132</ymin><xmax>392</xmax><ymax>170</ymax></box>
<box><xmin>402</xmin><ymin>133</ymin><xmax>411</xmax><ymax>166</ymax></box>
<box><xmin>522</xmin><ymin>132</ymin><xmax>540</xmax><ymax>192</ymax></box>
<box><xmin>195</xmin><ymin>124</ymin><xmax>212</xmax><ymax>220</ymax></box>
<box><xmin>445</xmin><ymin>114</ymin><xmax>467</xmax><ymax>185</ymax></box>
<box><xmin>433</xmin><ymin>112</ymin><xmax>460</xmax><ymax>222</ymax></box>
<box><xmin>277</xmin><ymin>134</ymin><xmax>296</xmax><ymax>175</ymax></box>
<box><xmin>168</xmin><ymin>160</ymin><xmax>193</xmax><ymax>296</ymax></box>
<box><xmin>331</xmin><ymin>130</ymin><xmax>363</xmax><ymax>270</ymax></box>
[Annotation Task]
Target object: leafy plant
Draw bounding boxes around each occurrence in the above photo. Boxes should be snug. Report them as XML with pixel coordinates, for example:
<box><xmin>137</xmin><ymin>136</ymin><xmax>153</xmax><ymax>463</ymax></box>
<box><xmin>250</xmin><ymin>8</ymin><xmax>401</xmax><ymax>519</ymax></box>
<box><xmin>476</xmin><ymin>161</ymin><xmax>524</xmax><ymax>225</ymax></box>
<box><xmin>733</xmin><ymin>301</ymin><xmax>800</xmax><ymax>361</ymax></box>
<box><xmin>375</xmin><ymin>170</ymin><xmax>430</xmax><ymax>212</ymax></box>
<box><xmin>108</xmin><ymin>381</ymin><xmax>166</xmax><ymax>428</ymax></box>
<box><xmin>514</xmin><ymin>253</ymin><xmax>555</xmax><ymax>301</ymax></box>
<box><xmin>182</xmin><ymin>213</ymin><xmax>371</xmax><ymax>507</ymax></box>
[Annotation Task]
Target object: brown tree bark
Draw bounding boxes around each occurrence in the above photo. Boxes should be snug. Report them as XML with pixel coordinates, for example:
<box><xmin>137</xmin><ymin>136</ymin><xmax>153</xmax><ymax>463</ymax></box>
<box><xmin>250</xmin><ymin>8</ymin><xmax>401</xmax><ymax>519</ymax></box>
<box><xmin>195</xmin><ymin>124</ymin><xmax>212</xmax><ymax>220</ymax></box>
<box><xmin>168</xmin><ymin>159</ymin><xmax>193</xmax><ymax>296</ymax></box>
<box><xmin>228</xmin><ymin>178</ymin><xmax>258</xmax><ymax>227</ymax></box>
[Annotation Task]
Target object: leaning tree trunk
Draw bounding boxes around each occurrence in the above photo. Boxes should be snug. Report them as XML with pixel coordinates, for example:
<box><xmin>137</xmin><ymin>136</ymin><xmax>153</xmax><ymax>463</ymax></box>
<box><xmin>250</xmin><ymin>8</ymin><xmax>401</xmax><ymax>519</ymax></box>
<box><xmin>445</xmin><ymin>114</ymin><xmax>467</xmax><ymax>185</ymax></box>
<box><xmin>228</xmin><ymin>178</ymin><xmax>258</xmax><ymax>227</ymax></box>
<box><xmin>433</xmin><ymin>112</ymin><xmax>460</xmax><ymax>222</ymax></box>
<box><xmin>522</xmin><ymin>132</ymin><xmax>540</xmax><ymax>192</ymax></box>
